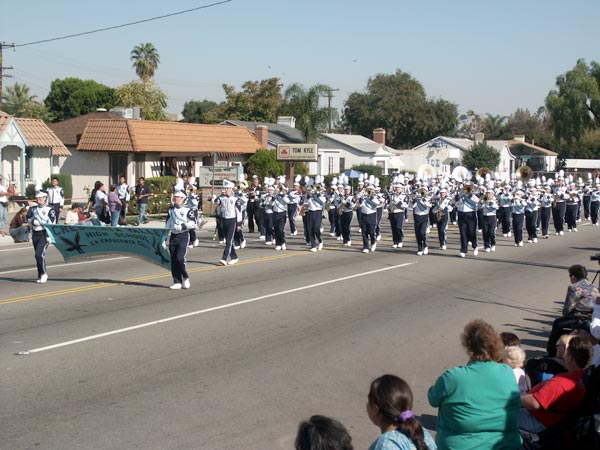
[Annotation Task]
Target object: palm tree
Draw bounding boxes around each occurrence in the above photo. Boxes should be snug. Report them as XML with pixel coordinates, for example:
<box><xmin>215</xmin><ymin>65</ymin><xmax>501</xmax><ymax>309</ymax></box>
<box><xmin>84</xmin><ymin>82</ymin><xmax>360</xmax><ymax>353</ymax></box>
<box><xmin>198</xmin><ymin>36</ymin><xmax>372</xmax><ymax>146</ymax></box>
<box><xmin>484</xmin><ymin>113</ymin><xmax>508</xmax><ymax>139</ymax></box>
<box><xmin>130</xmin><ymin>43</ymin><xmax>160</xmax><ymax>84</ymax></box>
<box><xmin>2</xmin><ymin>82</ymin><xmax>39</xmax><ymax>116</ymax></box>
<box><xmin>282</xmin><ymin>83</ymin><xmax>336</xmax><ymax>143</ymax></box>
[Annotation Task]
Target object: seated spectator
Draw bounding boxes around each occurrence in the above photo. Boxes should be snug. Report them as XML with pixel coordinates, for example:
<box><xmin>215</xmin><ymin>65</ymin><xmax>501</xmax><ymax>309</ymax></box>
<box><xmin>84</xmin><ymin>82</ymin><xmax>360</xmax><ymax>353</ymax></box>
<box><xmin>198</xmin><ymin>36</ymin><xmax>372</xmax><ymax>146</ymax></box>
<box><xmin>8</xmin><ymin>207</ymin><xmax>30</xmax><ymax>242</ymax></box>
<box><xmin>501</xmin><ymin>331</ymin><xmax>521</xmax><ymax>347</ymax></box>
<box><xmin>525</xmin><ymin>334</ymin><xmax>572</xmax><ymax>386</ymax></box>
<box><xmin>65</xmin><ymin>203</ymin><xmax>101</xmax><ymax>226</ymax></box>
<box><xmin>519</xmin><ymin>336</ymin><xmax>593</xmax><ymax>433</ymax></box>
<box><xmin>504</xmin><ymin>345</ymin><xmax>531</xmax><ymax>395</ymax></box>
<box><xmin>546</xmin><ymin>265</ymin><xmax>598</xmax><ymax>356</ymax></box>
<box><xmin>295</xmin><ymin>415</ymin><xmax>353</xmax><ymax>450</ymax></box>
<box><xmin>367</xmin><ymin>374</ymin><xmax>436</xmax><ymax>450</ymax></box>
<box><xmin>428</xmin><ymin>319</ymin><xmax>522</xmax><ymax>450</ymax></box>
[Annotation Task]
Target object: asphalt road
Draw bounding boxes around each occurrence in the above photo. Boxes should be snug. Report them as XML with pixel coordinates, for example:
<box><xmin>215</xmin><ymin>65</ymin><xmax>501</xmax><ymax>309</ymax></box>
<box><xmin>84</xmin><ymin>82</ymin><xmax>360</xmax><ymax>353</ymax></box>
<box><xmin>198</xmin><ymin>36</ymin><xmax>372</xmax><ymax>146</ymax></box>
<box><xmin>1</xmin><ymin>218</ymin><xmax>599</xmax><ymax>450</ymax></box>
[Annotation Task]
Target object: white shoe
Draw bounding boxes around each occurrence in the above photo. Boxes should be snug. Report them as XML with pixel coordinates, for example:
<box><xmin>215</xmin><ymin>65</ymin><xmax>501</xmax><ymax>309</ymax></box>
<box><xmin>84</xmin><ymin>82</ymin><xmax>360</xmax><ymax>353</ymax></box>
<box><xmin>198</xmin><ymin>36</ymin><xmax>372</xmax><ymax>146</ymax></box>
<box><xmin>417</xmin><ymin>251</ymin><xmax>423</xmax><ymax>256</ymax></box>
<box><xmin>459</xmin><ymin>252</ymin><xmax>465</xmax><ymax>258</ymax></box>
<box><xmin>574</xmin><ymin>228</ymin><xmax>578</xmax><ymax>232</ymax></box>
<box><xmin>317</xmin><ymin>242</ymin><xmax>322</xmax><ymax>250</ymax></box>
<box><xmin>491</xmin><ymin>246</ymin><xmax>496</xmax><ymax>251</ymax></box>
<box><xmin>241</xmin><ymin>240</ymin><xmax>247</xmax><ymax>249</ymax></box>
<box><xmin>423</xmin><ymin>247</ymin><xmax>428</xmax><ymax>255</ymax></box>
<box><xmin>281</xmin><ymin>243</ymin><xmax>286</xmax><ymax>250</ymax></box>
<box><xmin>441</xmin><ymin>245</ymin><xmax>446</xmax><ymax>250</ymax></box>
<box><xmin>234</xmin><ymin>245</ymin><xmax>241</xmax><ymax>249</ymax></box>
<box><xmin>398</xmin><ymin>242</ymin><xmax>403</xmax><ymax>248</ymax></box>
<box><xmin>485</xmin><ymin>248</ymin><xmax>491</xmax><ymax>253</ymax></box>
<box><xmin>362</xmin><ymin>249</ymin><xmax>369</xmax><ymax>253</ymax></box>
<box><xmin>527</xmin><ymin>239</ymin><xmax>533</xmax><ymax>243</ymax></box>
<box><xmin>376</xmin><ymin>234</ymin><xmax>381</xmax><ymax>241</ymax></box>
<box><xmin>229</xmin><ymin>258</ymin><xmax>238</xmax><ymax>265</ymax></box>
<box><xmin>275</xmin><ymin>245</ymin><xmax>282</xmax><ymax>251</ymax></box>
<box><xmin>219</xmin><ymin>239</ymin><xmax>226</xmax><ymax>244</ymax></box>
<box><xmin>265</xmin><ymin>241</ymin><xmax>273</xmax><ymax>245</ymax></box>
<box><xmin>347</xmin><ymin>240</ymin><xmax>351</xmax><ymax>246</ymax></box>
<box><xmin>193</xmin><ymin>239</ymin><xmax>199</xmax><ymax>247</ymax></box>
<box><xmin>188</xmin><ymin>245</ymin><xmax>194</xmax><ymax>249</ymax></box>
<box><xmin>559</xmin><ymin>231</ymin><xmax>564</xmax><ymax>236</ymax></box>
<box><xmin>503</xmin><ymin>233</ymin><xmax>507</xmax><ymax>237</ymax></box>
<box><xmin>329</xmin><ymin>232</ymin><xmax>336</xmax><ymax>237</ymax></box>
<box><xmin>543</xmin><ymin>235</ymin><xmax>549</xmax><ymax>239</ymax></box>
<box><xmin>170</xmin><ymin>283</ymin><xmax>182</xmax><ymax>290</ymax></box>
<box><xmin>37</xmin><ymin>274</ymin><xmax>48</xmax><ymax>284</ymax></box>
<box><xmin>310</xmin><ymin>247</ymin><xmax>318</xmax><ymax>252</ymax></box>
<box><xmin>337</xmin><ymin>236</ymin><xmax>342</xmax><ymax>241</ymax></box>
<box><xmin>183</xmin><ymin>278</ymin><xmax>190</xmax><ymax>289</ymax></box>
<box><xmin>291</xmin><ymin>230</ymin><xmax>297</xmax><ymax>236</ymax></box>
<box><xmin>519</xmin><ymin>241</ymin><xmax>524</xmax><ymax>247</ymax></box>
<box><xmin>568</xmin><ymin>229</ymin><xmax>572</xmax><ymax>232</ymax></box>
<box><xmin>507</xmin><ymin>232</ymin><xmax>512</xmax><ymax>237</ymax></box>
<box><xmin>371</xmin><ymin>243</ymin><xmax>377</xmax><ymax>252</ymax></box>
<box><xmin>259</xmin><ymin>235</ymin><xmax>266</xmax><ymax>240</ymax></box>
<box><xmin>218</xmin><ymin>259</ymin><xmax>228</xmax><ymax>266</ymax></box>
<box><xmin>533</xmin><ymin>238</ymin><xmax>538</xmax><ymax>243</ymax></box>
<box><xmin>426</xmin><ymin>226</ymin><xmax>431</xmax><ymax>234</ymax></box>
<box><xmin>473</xmin><ymin>247</ymin><xmax>479</xmax><ymax>256</ymax></box>
<box><xmin>392</xmin><ymin>244</ymin><xmax>398</xmax><ymax>248</ymax></box>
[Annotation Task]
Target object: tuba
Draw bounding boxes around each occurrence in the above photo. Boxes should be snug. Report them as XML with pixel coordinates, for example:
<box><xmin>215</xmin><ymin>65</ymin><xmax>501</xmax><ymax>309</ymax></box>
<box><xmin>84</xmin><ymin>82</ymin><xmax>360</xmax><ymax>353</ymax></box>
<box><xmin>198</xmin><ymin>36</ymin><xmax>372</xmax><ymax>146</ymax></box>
<box><xmin>516</xmin><ymin>166</ymin><xmax>533</xmax><ymax>182</ymax></box>
<box><xmin>417</xmin><ymin>164</ymin><xmax>436</xmax><ymax>181</ymax></box>
<box><xmin>451</xmin><ymin>165</ymin><xmax>471</xmax><ymax>183</ymax></box>
<box><xmin>476</xmin><ymin>167</ymin><xmax>493</xmax><ymax>183</ymax></box>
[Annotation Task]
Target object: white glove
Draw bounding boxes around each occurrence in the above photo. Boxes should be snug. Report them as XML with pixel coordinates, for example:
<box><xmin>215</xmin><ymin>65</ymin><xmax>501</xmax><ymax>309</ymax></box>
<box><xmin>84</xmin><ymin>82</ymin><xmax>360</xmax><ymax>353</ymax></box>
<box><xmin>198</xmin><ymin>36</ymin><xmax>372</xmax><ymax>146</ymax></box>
<box><xmin>173</xmin><ymin>224</ymin><xmax>182</xmax><ymax>231</ymax></box>
<box><xmin>161</xmin><ymin>241</ymin><xmax>167</xmax><ymax>250</ymax></box>
<box><xmin>33</xmin><ymin>219</ymin><xmax>40</xmax><ymax>226</ymax></box>
<box><xmin>46</xmin><ymin>237</ymin><xmax>52</xmax><ymax>244</ymax></box>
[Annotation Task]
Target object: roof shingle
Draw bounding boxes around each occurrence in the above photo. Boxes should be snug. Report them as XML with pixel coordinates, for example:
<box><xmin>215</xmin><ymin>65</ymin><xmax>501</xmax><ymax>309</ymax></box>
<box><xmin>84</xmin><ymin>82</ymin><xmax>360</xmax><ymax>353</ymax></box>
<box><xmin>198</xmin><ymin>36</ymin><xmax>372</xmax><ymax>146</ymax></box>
<box><xmin>49</xmin><ymin>111</ymin><xmax>123</xmax><ymax>146</ymax></box>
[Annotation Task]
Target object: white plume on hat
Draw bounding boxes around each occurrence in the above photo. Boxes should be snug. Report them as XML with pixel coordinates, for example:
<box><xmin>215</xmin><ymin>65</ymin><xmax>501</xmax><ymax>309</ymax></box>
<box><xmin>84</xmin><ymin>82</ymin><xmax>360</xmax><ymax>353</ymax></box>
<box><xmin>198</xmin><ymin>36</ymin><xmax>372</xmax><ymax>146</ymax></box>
<box><xmin>34</xmin><ymin>179</ymin><xmax>47</xmax><ymax>197</ymax></box>
<box><xmin>304</xmin><ymin>175</ymin><xmax>310</xmax><ymax>185</ymax></box>
<box><xmin>174</xmin><ymin>178</ymin><xmax>185</xmax><ymax>192</ymax></box>
<box><xmin>295</xmin><ymin>175</ymin><xmax>302</xmax><ymax>183</ymax></box>
<box><xmin>263</xmin><ymin>176</ymin><xmax>269</xmax><ymax>186</ymax></box>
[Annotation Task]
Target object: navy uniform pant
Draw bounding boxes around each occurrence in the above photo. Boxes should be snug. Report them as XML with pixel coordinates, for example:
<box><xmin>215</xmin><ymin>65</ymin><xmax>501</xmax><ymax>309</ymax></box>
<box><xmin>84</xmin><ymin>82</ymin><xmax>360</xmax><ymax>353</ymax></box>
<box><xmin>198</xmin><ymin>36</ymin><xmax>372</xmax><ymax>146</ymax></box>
<box><xmin>375</xmin><ymin>208</ymin><xmax>383</xmax><ymax>237</ymax></box>
<box><xmin>512</xmin><ymin>213</ymin><xmax>524</xmax><ymax>244</ymax></box>
<box><xmin>591</xmin><ymin>201</ymin><xmax>600</xmax><ymax>225</ymax></box>
<box><xmin>288</xmin><ymin>204</ymin><xmax>298</xmax><ymax>234</ymax></box>
<box><xmin>436</xmin><ymin>212</ymin><xmax>448</xmax><ymax>247</ymax></box>
<box><xmin>565</xmin><ymin>204</ymin><xmax>578</xmax><ymax>230</ymax></box>
<box><xmin>340</xmin><ymin>211</ymin><xmax>353</xmax><ymax>244</ymax></box>
<box><xmin>583</xmin><ymin>196</ymin><xmax>592</xmax><ymax>219</ymax></box>
<box><xmin>263</xmin><ymin>212</ymin><xmax>274</xmax><ymax>242</ymax></box>
<box><xmin>413</xmin><ymin>213</ymin><xmax>428</xmax><ymax>252</ymax></box>
<box><xmin>247</xmin><ymin>201</ymin><xmax>259</xmax><ymax>233</ymax></box>
<box><xmin>169</xmin><ymin>231</ymin><xmax>189</xmax><ymax>283</ymax></box>
<box><xmin>552</xmin><ymin>202</ymin><xmax>566</xmax><ymax>232</ymax></box>
<box><xmin>481</xmin><ymin>215</ymin><xmax>496</xmax><ymax>249</ymax></box>
<box><xmin>306</xmin><ymin>210</ymin><xmax>323</xmax><ymax>249</ymax></box>
<box><xmin>458</xmin><ymin>211</ymin><xmax>478</xmax><ymax>253</ymax></box>
<box><xmin>273</xmin><ymin>211</ymin><xmax>287</xmax><ymax>246</ymax></box>
<box><xmin>525</xmin><ymin>210</ymin><xmax>538</xmax><ymax>240</ymax></box>
<box><xmin>389</xmin><ymin>211</ymin><xmax>405</xmax><ymax>245</ymax></box>
<box><xmin>540</xmin><ymin>207</ymin><xmax>552</xmax><ymax>236</ymax></box>
<box><xmin>328</xmin><ymin>209</ymin><xmax>337</xmax><ymax>234</ymax></box>
<box><xmin>499</xmin><ymin>207</ymin><xmax>511</xmax><ymax>234</ymax></box>
<box><xmin>360</xmin><ymin>212</ymin><xmax>376</xmax><ymax>250</ymax></box>
<box><xmin>32</xmin><ymin>229</ymin><xmax>49</xmax><ymax>278</ymax></box>
<box><xmin>221</xmin><ymin>217</ymin><xmax>238</xmax><ymax>261</ymax></box>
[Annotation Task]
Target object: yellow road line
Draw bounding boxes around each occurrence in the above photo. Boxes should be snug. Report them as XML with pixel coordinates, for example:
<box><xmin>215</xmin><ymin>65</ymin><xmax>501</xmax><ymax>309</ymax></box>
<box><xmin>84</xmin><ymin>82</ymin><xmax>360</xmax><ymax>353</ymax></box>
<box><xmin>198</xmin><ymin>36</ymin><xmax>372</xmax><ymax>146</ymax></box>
<box><xmin>0</xmin><ymin>251</ymin><xmax>306</xmax><ymax>306</ymax></box>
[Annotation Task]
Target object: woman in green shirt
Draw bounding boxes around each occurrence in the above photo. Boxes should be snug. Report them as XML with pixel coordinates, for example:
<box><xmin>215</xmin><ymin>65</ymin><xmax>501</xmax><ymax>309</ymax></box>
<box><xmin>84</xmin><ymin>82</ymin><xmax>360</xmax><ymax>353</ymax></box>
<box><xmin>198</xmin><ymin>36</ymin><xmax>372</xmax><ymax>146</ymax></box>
<box><xmin>428</xmin><ymin>319</ymin><xmax>522</xmax><ymax>450</ymax></box>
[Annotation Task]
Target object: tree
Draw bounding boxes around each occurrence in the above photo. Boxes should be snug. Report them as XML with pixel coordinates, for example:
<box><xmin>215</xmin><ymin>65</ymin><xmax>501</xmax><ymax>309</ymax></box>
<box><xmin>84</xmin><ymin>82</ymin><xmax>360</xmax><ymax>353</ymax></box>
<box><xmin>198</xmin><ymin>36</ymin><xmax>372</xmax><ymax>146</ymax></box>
<box><xmin>245</xmin><ymin>149</ymin><xmax>285</xmax><ymax>180</ymax></box>
<box><xmin>115</xmin><ymin>80</ymin><xmax>167</xmax><ymax>121</ymax></box>
<box><xmin>181</xmin><ymin>99</ymin><xmax>220</xmax><ymax>123</ymax></box>
<box><xmin>504</xmin><ymin>107</ymin><xmax>554</xmax><ymax>148</ymax></box>
<box><xmin>45</xmin><ymin>78</ymin><xmax>117</xmax><ymax>121</ymax></box>
<box><xmin>458</xmin><ymin>110</ymin><xmax>485</xmax><ymax>139</ymax></box>
<box><xmin>483</xmin><ymin>114</ymin><xmax>508</xmax><ymax>139</ymax></box>
<box><xmin>280</xmin><ymin>83</ymin><xmax>337</xmax><ymax>143</ymax></box>
<box><xmin>130</xmin><ymin>43</ymin><xmax>160</xmax><ymax>84</ymax></box>
<box><xmin>545</xmin><ymin>59</ymin><xmax>600</xmax><ymax>144</ymax></box>
<box><xmin>461</xmin><ymin>141</ymin><xmax>501</xmax><ymax>171</ymax></box>
<box><xmin>343</xmin><ymin>69</ymin><xmax>458</xmax><ymax>148</ymax></box>
<box><xmin>206</xmin><ymin>78</ymin><xmax>283</xmax><ymax>124</ymax></box>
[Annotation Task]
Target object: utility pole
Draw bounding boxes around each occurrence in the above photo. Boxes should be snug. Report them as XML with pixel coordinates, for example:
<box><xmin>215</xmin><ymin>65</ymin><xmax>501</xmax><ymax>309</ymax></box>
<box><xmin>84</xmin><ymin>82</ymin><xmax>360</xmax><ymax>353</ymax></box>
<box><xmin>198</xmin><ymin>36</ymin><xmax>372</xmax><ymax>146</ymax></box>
<box><xmin>0</xmin><ymin>42</ymin><xmax>15</xmax><ymax>111</ymax></box>
<box><xmin>322</xmin><ymin>87</ymin><xmax>339</xmax><ymax>132</ymax></box>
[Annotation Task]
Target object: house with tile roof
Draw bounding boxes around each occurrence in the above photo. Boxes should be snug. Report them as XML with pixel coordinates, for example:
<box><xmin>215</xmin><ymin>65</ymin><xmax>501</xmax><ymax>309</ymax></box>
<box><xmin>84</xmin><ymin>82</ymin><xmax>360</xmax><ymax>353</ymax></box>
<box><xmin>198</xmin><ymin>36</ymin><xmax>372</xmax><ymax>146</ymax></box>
<box><xmin>65</xmin><ymin>119</ymin><xmax>260</xmax><ymax>200</ymax></box>
<box><xmin>224</xmin><ymin>119</ymin><xmax>404</xmax><ymax>175</ymax></box>
<box><xmin>0</xmin><ymin>111</ymin><xmax>70</xmax><ymax>197</ymax></box>
<box><xmin>393</xmin><ymin>134</ymin><xmax>557</xmax><ymax>179</ymax></box>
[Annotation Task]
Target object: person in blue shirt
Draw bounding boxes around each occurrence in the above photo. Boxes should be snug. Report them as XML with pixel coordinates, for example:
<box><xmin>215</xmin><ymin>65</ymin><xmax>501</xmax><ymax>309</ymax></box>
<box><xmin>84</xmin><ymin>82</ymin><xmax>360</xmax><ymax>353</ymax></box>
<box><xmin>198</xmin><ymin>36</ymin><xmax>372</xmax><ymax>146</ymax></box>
<box><xmin>367</xmin><ymin>374</ymin><xmax>436</xmax><ymax>450</ymax></box>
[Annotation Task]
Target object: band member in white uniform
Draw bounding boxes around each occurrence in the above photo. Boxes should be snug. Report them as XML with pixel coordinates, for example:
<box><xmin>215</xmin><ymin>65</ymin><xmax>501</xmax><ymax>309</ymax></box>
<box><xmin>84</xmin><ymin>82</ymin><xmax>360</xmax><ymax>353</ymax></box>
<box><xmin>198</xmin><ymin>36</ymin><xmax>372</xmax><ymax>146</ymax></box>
<box><xmin>388</xmin><ymin>182</ymin><xmax>408</xmax><ymax>249</ymax></box>
<box><xmin>305</xmin><ymin>186</ymin><xmax>326</xmax><ymax>252</ymax></box>
<box><xmin>479</xmin><ymin>189</ymin><xmax>498</xmax><ymax>252</ymax></box>
<box><xmin>216</xmin><ymin>180</ymin><xmax>243</xmax><ymax>265</ymax></box>
<box><xmin>540</xmin><ymin>185</ymin><xmax>553</xmax><ymax>238</ymax></box>
<box><xmin>524</xmin><ymin>187</ymin><xmax>540</xmax><ymax>243</ymax></box>
<box><xmin>511</xmin><ymin>190</ymin><xmax>527</xmax><ymax>247</ymax></box>
<box><xmin>359</xmin><ymin>186</ymin><xmax>381</xmax><ymax>253</ymax></box>
<box><xmin>165</xmin><ymin>190</ymin><xmax>197</xmax><ymax>289</ymax></box>
<box><xmin>46</xmin><ymin>176</ymin><xmax>65</xmax><ymax>220</ymax></box>
<box><xmin>339</xmin><ymin>185</ymin><xmax>355</xmax><ymax>246</ymax></box>
<box><xmin>498</xmin><ymin>184</ymin><xmax>513</xmax><ymax>237</ymax></box>
<box><xmin>287</xmin><ymin>181</ymin><xmax>302</xmax><ymax>236</ymax></box>
<box><xmin>272</xmin><ymin>184</ymin><xmax>290</xmax><ymax>250</ymax></box>
<box><xmin>456</xmin><ymin>182</ymin><xmax>479</xmax><ymax>258</ymax></box>
<box><xmin>433</xmin><ymin>188</ymin><xmax>453</xmax><ymax>250</ymax></box>
<box><xmin>26</xmin><ymin>189</ymin><xmax>57</xmax><ymax>283</ymax></box>
<box><xmin>412</xmin><ymin>189</ymin><xmax>432</xmax><ymax>255</ymax></box>
<box><xmin>591</xmin><ymin>183</ymin><xmax>600</xmax><ymax>226</ymax></box>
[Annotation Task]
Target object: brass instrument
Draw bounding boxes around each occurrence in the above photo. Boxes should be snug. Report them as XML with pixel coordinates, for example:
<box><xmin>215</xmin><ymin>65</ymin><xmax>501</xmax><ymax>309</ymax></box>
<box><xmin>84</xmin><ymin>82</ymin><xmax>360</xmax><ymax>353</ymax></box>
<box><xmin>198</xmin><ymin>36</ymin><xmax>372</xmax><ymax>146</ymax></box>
<box><xmin>187</xmin><ymin>185</ymin><xmax>196</xmax><ymax>194</ymax></box>
<box><xmin>476</xmin><ymin>167</ymin><xmax>493</xmax><ymax>182</ymax></box>
<box><xmin>463</xmin><ymin>184</ymin><xmax>473</xmax><ymax>195</ymax></box>
<box><xmin>366</xmin><ymin>187</ymin><xmax>374</xmax><ymax>196</ymax></box>
<box><xmin>299</xmin><ymin>204</ymin><xmax>307</xmax><ymax>217</ymax></box>
<box><xmin>516</xmin><ymin>166</ymin><xmax>533</xmax><ymax>182</ymax></box>
<box><xmin>418</xmin><ymin>187</ymin><xmax>428</xmax><ymax>197</ymax></box>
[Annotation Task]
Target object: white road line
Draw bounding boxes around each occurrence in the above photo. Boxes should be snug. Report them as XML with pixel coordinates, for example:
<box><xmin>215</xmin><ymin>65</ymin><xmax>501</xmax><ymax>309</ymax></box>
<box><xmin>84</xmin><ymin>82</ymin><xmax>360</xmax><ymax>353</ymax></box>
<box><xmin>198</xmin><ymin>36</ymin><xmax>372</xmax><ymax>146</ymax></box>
<box><xmin>19</xmin><ymin>262</ymin><xmax>415</xmax><ymax>355</ymax></box>
<box><xmin>0</xmin><ymin>246</ymin><xmax>31</xmax><ymax>253</ymax></box>
<box><xmin>0</xmin><ymin>256</ymin><xmax>130</xmax><ymax>275</ymax></box>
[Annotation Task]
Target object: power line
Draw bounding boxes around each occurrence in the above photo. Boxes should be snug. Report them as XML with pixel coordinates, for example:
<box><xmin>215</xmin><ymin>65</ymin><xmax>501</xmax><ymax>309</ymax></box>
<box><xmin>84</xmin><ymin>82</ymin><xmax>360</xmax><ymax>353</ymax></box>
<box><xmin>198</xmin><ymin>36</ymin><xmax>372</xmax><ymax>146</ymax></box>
<box><xmin>9</xmin><ymin>0</ymin><xmax>232</xmax><ymax>48</ymax></box>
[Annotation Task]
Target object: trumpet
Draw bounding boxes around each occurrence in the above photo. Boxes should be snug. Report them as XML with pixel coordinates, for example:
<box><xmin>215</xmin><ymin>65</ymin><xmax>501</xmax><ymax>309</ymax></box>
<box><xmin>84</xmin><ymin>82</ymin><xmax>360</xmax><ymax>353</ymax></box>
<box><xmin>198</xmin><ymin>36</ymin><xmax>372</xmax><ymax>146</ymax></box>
<box><xmin>187</xmin><ymin>185</ymin><xmax>196</xmax><ymax>194</ymax></box>
<box><xmin>463</xmin><ymin>184</ymin><xmax>473</xmax><ymax>195</ymax></box>
<box><xmin>418</xmin><ymin>187</ymin><xmax>428</xmax><ymax>197</ymax></box>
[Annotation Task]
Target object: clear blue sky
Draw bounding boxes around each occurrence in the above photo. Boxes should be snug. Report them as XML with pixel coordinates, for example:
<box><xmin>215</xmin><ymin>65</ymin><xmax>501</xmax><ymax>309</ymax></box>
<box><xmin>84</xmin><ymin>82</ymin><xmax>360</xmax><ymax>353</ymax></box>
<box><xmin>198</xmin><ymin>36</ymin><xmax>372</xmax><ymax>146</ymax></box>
<box><xmin>2</xmin><ymin>0</ymin><xmax>599</xmax><ymax>120</ymax></box>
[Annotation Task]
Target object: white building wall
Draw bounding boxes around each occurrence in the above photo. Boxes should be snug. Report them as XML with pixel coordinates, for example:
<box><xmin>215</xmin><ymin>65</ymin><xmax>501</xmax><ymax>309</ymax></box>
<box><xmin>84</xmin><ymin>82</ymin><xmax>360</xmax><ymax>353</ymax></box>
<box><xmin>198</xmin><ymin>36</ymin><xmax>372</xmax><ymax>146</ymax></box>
<box><xmin>60</xmin><ymin>150</ymin><xmax>110</xmax><ymax>202</ymax></box>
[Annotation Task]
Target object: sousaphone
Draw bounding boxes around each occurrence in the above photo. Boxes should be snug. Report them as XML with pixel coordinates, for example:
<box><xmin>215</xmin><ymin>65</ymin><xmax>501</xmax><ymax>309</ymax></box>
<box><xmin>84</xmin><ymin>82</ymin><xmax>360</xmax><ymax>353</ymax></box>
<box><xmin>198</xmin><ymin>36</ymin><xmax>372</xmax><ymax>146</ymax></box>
<box><xmin>516</xmin><ymin>165</ymin><xmax>533</xmax><ymax>182</ymax></box>
<box><xmin>451</xmin><ymin>165</ymin><xmax>471</xmax><ymax>183</ymax></box>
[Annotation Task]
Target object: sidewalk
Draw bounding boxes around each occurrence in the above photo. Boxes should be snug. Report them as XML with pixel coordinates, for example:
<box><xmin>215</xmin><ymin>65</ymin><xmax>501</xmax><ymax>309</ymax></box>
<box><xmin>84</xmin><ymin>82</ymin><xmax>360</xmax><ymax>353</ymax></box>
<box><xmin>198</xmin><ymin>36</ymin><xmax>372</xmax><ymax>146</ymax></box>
<box><xmin>0</xmin><ymin>216</ymin><xmax>217</xmax><ymax>247</ymax></box>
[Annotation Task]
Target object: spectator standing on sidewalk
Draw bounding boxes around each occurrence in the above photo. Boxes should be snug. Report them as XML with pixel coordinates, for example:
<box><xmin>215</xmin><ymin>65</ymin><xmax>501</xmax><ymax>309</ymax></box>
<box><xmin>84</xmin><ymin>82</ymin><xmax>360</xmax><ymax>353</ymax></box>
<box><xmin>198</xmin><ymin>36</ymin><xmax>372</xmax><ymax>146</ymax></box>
<box><xmin>0</xmin><ymin>181</ymin><xmax>7</xmax><ymax>237</ymax></box>
<box><xmin>107</xmin><ymin>184</ymin><xmax>122</xmax><ymax>227</ymax></box>
<box><xmin>135</xmin><ymin>177</ymin><xmax>152</xmax><ymax>225</ymax></box>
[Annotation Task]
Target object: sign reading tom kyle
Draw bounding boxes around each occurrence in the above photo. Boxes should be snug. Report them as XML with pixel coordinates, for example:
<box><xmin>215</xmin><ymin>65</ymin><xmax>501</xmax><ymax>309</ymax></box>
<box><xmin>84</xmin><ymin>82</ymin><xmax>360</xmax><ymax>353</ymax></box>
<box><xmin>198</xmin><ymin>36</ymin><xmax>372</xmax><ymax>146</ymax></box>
<box><xmin>276</xmin><ymin>144</ymin><xmax>318</xmax><ymax>162</ymax></box>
